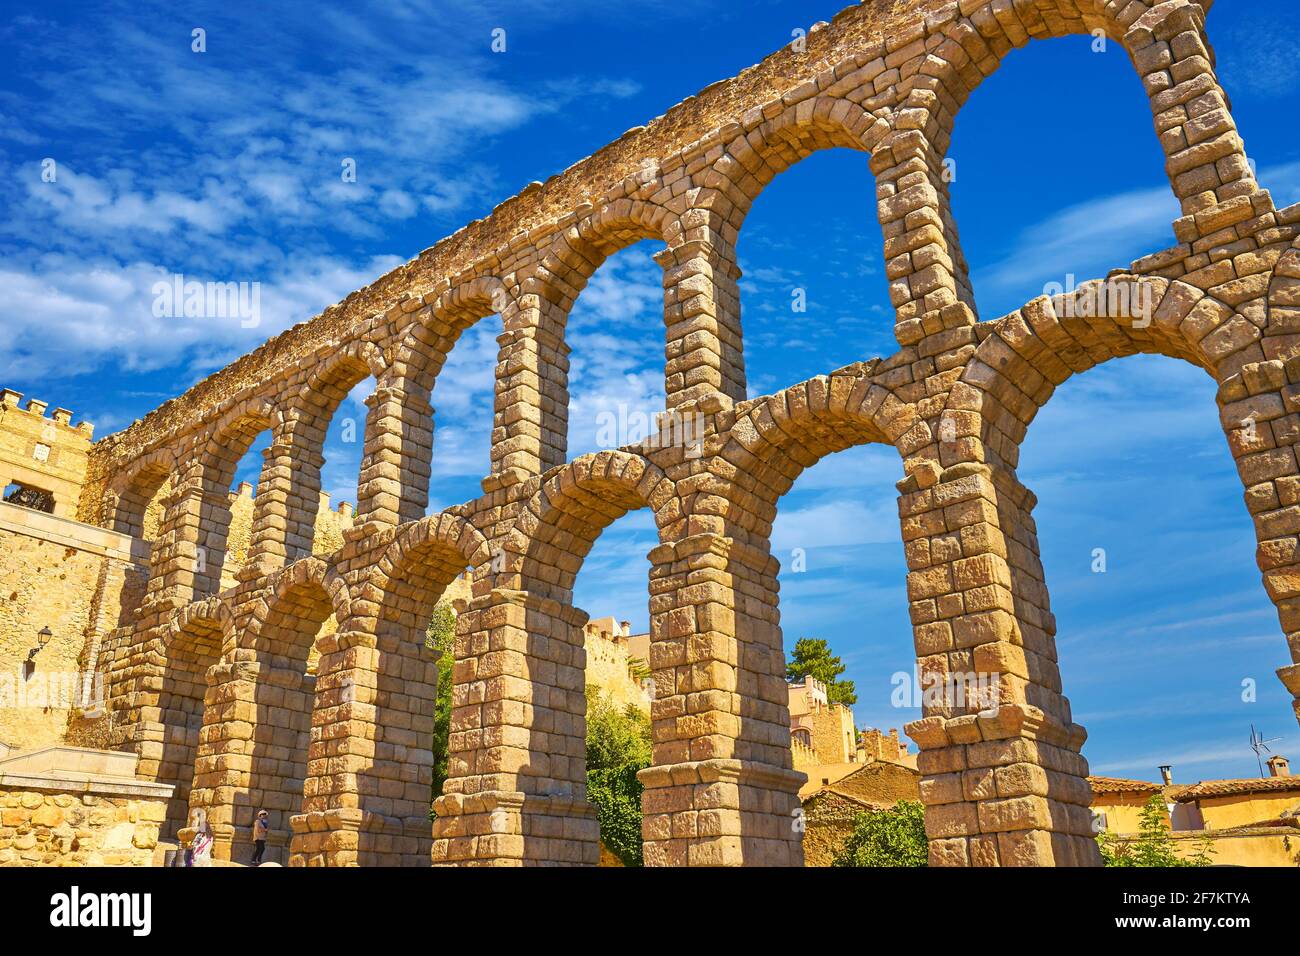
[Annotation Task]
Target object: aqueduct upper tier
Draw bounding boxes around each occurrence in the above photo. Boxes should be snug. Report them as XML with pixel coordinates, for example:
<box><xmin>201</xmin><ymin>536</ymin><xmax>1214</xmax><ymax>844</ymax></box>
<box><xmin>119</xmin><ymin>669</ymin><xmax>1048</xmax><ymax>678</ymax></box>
<box><xmin>75</xmin><ymin>0</ymin><xmax>1300</xmax><ymax>866</ymax></box>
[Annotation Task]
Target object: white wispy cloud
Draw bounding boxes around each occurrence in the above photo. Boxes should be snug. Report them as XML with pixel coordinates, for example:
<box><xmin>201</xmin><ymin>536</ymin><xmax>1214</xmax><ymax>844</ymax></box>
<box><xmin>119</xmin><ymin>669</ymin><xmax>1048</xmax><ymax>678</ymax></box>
<box><xmin>973</xmin><ymin>160</ymin><xmax>1300</xmax><ymax>319</ymax></box>
<box><xmin>0</xmin><ymin>253</ymin><xmax>404</xmax><ymax>380</ymax></box>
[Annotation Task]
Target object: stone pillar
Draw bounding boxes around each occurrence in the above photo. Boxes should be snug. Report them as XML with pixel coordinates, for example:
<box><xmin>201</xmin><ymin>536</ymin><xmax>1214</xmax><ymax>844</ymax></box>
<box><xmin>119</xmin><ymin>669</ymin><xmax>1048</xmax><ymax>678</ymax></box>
<box><xmin>290</xmin><ymin>629</ymin><xmax>377</xmax><ymax>867</ymax></box>
<box><xmin>898</xmin><ymin>463</ymin><xmax>1099</xmax><ymax>866</ymax></box>
<box><xmin>290</xmin><ymin>626</ymin><xmax>436</xmax><ymax>867</ymax></box>
<box><xmin>188</xmin><ymin>656</ymin><xmax>313</xmax><ymax>864</ymax></box>
<box><xmin>656</xmin><ymin>237</ymin><xmax>745</xmax><ymax>408</ymax></box>
<box><xmin>246</xmin><ymin>431</ymin><xmax>316</xmax><ymax>572</ymax></box>
<box><xmin>639</xmin><ymin>533</ymin><xmax>805</xmax><ymax>867</ymax></box>
<box><xmin>430</xmin><ymin>589</ymin><xmax>599</xmax><ymax>866</ymax></box>
<box><xmin>193</xmin><ymin>487</ymin><xmax>238</xmax><ymax>597</ymax></box>
<box><xmin>140</xmin><ymin>468</ymin><xmax>204</xmax><ymax>608</ymax></box>
<box><xmin>1217</xmin><ymin>356</ymin><xmax>1300</xmax><ymax>729</ymax></box>
<box><xmin>871</xmin><ymin>125</ymin><xmax>974</xmax><ymax>348</ymax></box>
<box><xmin>1127</xmin><ymin>0</ymin><xmax>1271</xmax><ymax>243</ymax></box>
<box><xmin>491</xmin><ymin>304</ymin><xmax>570</xmax><ymax>484</ymax></box>
<box><xmin>186</xmin><ymin>658</ymin><xmax>258</xmax><ymax>863</ymax></box>
<box><xmin>356</xmin><ymin>384</ymin><xmax>433</xmax><ymax>527</ymax></box>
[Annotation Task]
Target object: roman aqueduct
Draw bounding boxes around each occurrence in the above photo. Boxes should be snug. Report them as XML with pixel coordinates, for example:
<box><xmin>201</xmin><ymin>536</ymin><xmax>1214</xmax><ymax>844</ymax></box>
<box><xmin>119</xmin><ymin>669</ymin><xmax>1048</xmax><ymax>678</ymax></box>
<box><xmin>77</xmin><ymin>0</ymin><xmax>1300</xmax><ymax>866</ymax></box>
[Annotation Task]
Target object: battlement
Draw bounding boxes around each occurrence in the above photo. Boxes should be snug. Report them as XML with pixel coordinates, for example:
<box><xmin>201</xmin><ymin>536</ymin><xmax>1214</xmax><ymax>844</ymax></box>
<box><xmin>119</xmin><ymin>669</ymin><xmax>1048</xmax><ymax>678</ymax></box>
<box><xmin>0</xmin><ymin>389</ymin><xmax>93</xmax><ymax>438</ymax></box>
<box><xmin>0</xmin><ymin>387</ymin><xmax>95</xmax><ymax>519</ymax></box>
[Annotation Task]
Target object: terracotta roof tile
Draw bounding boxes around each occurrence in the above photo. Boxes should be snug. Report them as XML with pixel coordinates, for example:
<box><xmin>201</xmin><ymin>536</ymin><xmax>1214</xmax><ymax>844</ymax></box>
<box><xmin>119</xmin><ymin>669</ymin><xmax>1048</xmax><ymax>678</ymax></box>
<box><xmin>1087</xmin><ymin>775</ymin><xmax>1163</xmax><ymax>795</ymax></box>
<box><xmin>1173</xmin><ymin>776</ymin><xmax>1300</xmax><ymax>802</ymax></box>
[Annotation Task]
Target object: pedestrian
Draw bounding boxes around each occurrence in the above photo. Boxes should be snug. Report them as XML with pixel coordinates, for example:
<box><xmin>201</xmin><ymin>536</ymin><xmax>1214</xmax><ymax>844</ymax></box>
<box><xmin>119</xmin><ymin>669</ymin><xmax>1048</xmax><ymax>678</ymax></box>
<box><xmin>189</xmin><ymin>809</ymin><xmax>213</xmax><ymax>867</ymax></box>
<box><xmin>252</xmin><ymin>809</ymin><xmax>270</xmax><ymax>865</ymax></box>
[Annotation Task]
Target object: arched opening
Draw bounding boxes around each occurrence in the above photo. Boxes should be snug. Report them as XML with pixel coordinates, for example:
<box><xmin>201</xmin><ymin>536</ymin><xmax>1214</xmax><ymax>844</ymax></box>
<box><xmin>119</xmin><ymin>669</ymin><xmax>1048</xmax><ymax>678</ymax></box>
<box><xmin>296</xmin><ymin>365</ymin><xmax>377</xmax><ymax>558</ymax></box>
<box><xmin>1019</xmin><ymin>352</ymin><xmax>1299</xmax><ymax>858</ymax></box>
<box><xmin>570</xmin><ymin>504</ymin><xmax>658</xmax><ymax>867</ymax></box>
<box><xmin>566</xmin><ymin>242</ymin><xmax>668</xmax><ymax>459</ymax></box>
<box><xmin>157</xmin><ymin>614</ymin><xmax>223</xmax><ymax>839</ymax></box>
<box><xmin>239</xmin><ymin>572</ymin><xmax>334</xmax><ymax>865</ymax></box>
<box><xmin>361</xmin><ymin>518</ymin><xmax>476</xmax><ymax>866</ymax></box>
<box><xmin>432</xmin><ymin>452</ymin><xmax>663</xmax><ymax>865</ymax></box>
<box><xmin>725</xmin><ymin>372</ymin><xmax>920</xmax><ymax>865</ymax></box>
<box><xmin>948</xmin><ymin>35</ymin><xmax>1179</xmax><ymax>320</ymax></box>
<box><xmin>423</xmin><ymin>310</ymin><xmax>503</xmax><ymax>510</ymax></box>
<box><xmin>773</xmin><ymin>441</ymin><xmax>921</xmax><ymax>866</ymax></box>
<box><xmin>734</xmin><ymin>147</ymin><xmax>891</xmax><ymax>394</ymax></box>
<box><xmin>174</xmin><ymin>399</ymin><xmax>278</xmax><ymax>600</ymax></box>
<box><xmin>221</xmin><ymin>428</ymin><xmax>272</xmax><ymax>590</ymax></box>
<box><xmin>109</xmin><ymin>454</ymin><xmax>172</xmax><ymax>540</ymax></box>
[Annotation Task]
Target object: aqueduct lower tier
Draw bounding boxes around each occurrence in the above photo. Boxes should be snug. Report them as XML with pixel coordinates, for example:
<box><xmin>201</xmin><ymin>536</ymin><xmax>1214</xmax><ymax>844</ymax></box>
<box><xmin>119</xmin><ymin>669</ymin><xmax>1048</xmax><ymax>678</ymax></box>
<box><xmin>79</xmin><ymin>0</ymin><xmax>1300</xmax><ymax>865</ymax></box>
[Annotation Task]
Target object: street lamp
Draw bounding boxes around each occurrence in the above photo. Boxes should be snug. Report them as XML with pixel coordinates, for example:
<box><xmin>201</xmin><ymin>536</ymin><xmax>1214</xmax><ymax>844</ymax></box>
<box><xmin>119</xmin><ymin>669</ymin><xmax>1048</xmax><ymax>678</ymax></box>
<box><xmin>23</xmin><ymin>626</ymin><xmax>53</xmax><ymax>681</ymax></box>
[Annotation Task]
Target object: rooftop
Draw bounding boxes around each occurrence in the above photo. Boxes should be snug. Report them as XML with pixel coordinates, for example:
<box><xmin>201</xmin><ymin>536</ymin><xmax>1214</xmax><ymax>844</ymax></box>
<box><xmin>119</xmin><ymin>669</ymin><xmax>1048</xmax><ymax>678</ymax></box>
<box><xmin>1173</xmin><ymin>776</ymin><xmax>1300</xmax><ymax>803</ymax></box>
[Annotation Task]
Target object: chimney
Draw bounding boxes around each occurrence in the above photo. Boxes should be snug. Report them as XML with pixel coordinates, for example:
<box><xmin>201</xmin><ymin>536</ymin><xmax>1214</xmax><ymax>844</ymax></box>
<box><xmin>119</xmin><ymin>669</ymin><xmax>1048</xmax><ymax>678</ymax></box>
<box><xmin>1158</xmin><ymin>765</ymin><xmax>1173</xmax><ymax>786</ymax></box>
<box><xmin>1267</xmin><ymin>755</ymin><xmax>1290</xmax><ymax>778</ymax></box>
<box><xmin>620</xmin><ymin>620</ymin><xmax>631</xmax><ymax>637</ymax></box>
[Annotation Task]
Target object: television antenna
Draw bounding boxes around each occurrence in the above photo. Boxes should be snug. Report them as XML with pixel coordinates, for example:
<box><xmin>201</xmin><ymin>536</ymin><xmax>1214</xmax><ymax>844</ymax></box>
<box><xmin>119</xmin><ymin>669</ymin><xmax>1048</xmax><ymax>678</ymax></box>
<box><xmin>1249</xmin><ymin>724</ymin><xmax>1282</xmax><ymax>777</ymax></box>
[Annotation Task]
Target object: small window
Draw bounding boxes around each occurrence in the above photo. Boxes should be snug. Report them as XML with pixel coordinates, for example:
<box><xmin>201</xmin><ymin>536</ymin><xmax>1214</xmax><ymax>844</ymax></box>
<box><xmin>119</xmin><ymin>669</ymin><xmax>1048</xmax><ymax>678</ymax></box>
<box><xmin>3</xmin><ymin>482</ymin><xmax>55</xmax><ymax>513</ymax></box>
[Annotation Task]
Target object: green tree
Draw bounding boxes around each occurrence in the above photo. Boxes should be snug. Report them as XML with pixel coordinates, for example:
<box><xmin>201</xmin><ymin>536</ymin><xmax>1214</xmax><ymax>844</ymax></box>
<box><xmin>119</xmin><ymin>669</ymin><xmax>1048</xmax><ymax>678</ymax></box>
<box><xmin>425</xmin><ymin>603</ymin><xmax>456</xmax><ymax>808</ymax></box>
<box><xmin>786</xmin><ymin>637</ymin><xmax>857</xmax><ymax>705</ymax></box>
<box><xmin>1098</xmin><ymin>794</ymin><xmax>1213</xmax><ymax>867</ymax></box>
<box><xmin>832</xmin><ymin>800</ymin><xmax>928</xmax><ymax>867</ymax></box>
<box><xmin>585</xmin><ymin>685</ymin><xmax>652</xmax><ymax>866</ymax></box>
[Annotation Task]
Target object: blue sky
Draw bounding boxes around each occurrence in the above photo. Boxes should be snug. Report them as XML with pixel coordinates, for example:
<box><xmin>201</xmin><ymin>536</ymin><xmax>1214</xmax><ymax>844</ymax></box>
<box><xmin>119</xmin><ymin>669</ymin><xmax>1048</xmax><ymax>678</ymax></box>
<box><xmin>3</xmin><ymin>0</ymin><xmax>1299</xmax><ymax>783</ymax></box>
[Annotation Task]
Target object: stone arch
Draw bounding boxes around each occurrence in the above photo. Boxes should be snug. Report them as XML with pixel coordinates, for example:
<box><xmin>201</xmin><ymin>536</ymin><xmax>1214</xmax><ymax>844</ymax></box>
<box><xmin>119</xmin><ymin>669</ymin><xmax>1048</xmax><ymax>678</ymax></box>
<box><xmin>640</xmin><ymin>365</ymin><xmax>930</xmax><ymax>866</ymax></box>
<box><xmin>185</xmin><ymin>396</ymin><xmax>282</xmax><ymax>597</ymax></box>
<box><xmin>718</xmin><ymin>365</ymin><xmax>928</xmax><ymax>546</ymax></box>
<box><xmin>372</xmin><ymin>512</ymin><xmax>491</xmax><ymax>622</ymax></box>
<box><xmin>535</xmin><ymin>199</ymin><xmax>737</xmax><ymax>413</ymax></box>
<box><xmin>951</xmin><ymin>276</ymin><xmax>1237</xmax><ymax>473</ymax></box>
<box><xmin>696</xmin><ymin>98</ymin><xmax>897</xmax><ymax>381</ymax></box>
<box><xmin>198</xmin><ymin>556</ymin><xmax>348</xmax><ymax>863</ymax></box>
<box><xmin>392</xmin><ymin>276</ymin><xmax>512</xmax><ymax>394</ymax></box>
<box><xmin>920</xmin><ymin>0</ymin><xmax>1262</xmax><ymax>249</ymax></box>
<box><xmin>898</xmin><ymin>274</ymin><xmax>1274</xmax><ymax>866</ymax></box>
<box><xmin>371</xmin><ymin>275</ymin><xmax>523</xmax><ymax>513</ymax></box>
<box><xmin>156</xmin><ymin>597</ymin><xmax>231</xmax><ymax>837</ymax></box>
<box><xmin>706</xmin><ymin>97</ymin><xmax>890</xmax><ymax>244</ymax></box>
<box><xmin>534</xmin><ymin>201</ymin><xmax>676</xmax><ymax>316</ymax></box>
<box><xmin>243</xmin><ymin>555</ymin><xmax>350</xmax><ymax>669</ymax></box>
<box><xmin>431</xmin><ymin>450</ymin><xmax>673</xmax><ymax>865</ymax></box>
<box><xmin>247</xmin><ymin>340</ymin><xmax>388</xmax><ymax>567</ymax></box>
<box><xmin>293</xmin><ymin>512</ymin><xmax>490</xmax><ymax>866</ymax></box>
<box><xmin>505</xmin><ymin>449</ymin><xmax>675</xmax><ymax>604</ymax></box>
<box><xmin>107</xmin><ymin>446</ymin><xmax>176</xmax><ymax>539</ymax></box>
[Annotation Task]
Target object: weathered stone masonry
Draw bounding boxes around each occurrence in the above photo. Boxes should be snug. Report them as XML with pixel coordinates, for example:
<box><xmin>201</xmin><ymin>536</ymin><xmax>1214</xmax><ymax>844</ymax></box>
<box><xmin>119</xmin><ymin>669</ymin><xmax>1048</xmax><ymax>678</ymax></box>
<box><xmin>72</xmin><ymin>0</ymin><xmax>1300</xmax><ymax>866</ymax></box>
